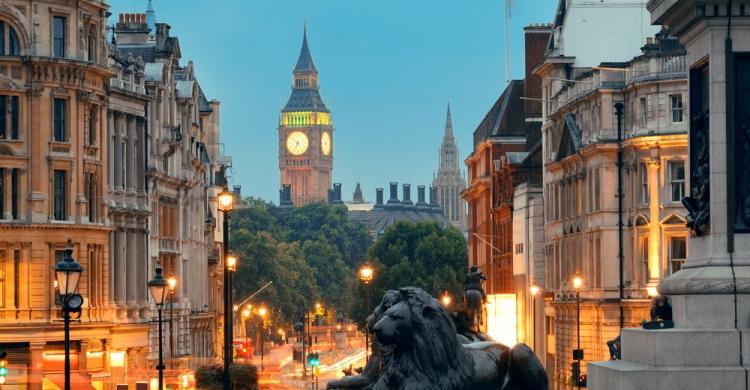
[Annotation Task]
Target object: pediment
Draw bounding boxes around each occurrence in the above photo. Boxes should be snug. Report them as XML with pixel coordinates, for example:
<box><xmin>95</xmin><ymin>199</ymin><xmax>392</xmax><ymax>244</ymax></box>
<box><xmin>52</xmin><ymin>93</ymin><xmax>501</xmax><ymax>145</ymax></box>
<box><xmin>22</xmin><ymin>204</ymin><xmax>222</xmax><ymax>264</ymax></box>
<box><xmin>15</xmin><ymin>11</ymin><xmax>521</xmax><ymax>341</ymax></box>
<box><xmin>661</xmin><ymin>212</ymin><xmax>687</xmax><ymax>225</ymax></box>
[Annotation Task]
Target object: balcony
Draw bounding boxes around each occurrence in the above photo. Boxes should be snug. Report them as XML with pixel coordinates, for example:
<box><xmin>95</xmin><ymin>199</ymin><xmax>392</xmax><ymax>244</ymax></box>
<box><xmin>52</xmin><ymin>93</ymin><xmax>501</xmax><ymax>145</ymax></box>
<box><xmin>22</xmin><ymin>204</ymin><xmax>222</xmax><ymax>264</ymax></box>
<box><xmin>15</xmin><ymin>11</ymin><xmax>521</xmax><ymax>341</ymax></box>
<box><xmin>625</xmin><ymin>55</ymin><xmax>687</xmax><ymax>84</ymax></box>
<box><xmin>109</xmin><ymin>78</ymin><xmax>146</xmax><ymax>95</ymax></box>
<box><xmin>159</xmin><ymin>238</ymin><xmax>179</xmax><ymax>254</ymax></box>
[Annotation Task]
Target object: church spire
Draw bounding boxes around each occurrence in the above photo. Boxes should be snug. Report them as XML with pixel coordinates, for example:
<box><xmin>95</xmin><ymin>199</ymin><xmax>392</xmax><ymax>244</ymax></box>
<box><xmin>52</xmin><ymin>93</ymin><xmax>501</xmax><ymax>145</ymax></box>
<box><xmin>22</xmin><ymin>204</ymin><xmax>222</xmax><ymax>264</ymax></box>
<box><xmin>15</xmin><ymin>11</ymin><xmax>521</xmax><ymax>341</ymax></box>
<box><xmin>444</xmin><ymin>103</ymin><xmax>454</xmax><ymax>139</ymax></box>
<box><xmin>146</xmin><ymin>0</ymin><xmax>156</xmax><ymax>36</ymax></box>
<box><xmin>294</xmin><ymin>23</ymin><xmax>317</xmax><ymax>73</ymax></box>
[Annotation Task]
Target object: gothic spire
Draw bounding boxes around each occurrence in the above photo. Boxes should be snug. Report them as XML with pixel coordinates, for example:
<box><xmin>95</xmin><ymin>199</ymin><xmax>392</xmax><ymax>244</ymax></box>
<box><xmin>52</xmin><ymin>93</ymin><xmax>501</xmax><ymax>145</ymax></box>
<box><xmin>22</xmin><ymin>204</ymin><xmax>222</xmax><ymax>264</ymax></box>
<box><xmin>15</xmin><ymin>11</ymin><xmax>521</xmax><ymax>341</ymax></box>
<box><xmin>294</xmin><ymin>23</ymin><xmax>317</xmax><ymax>73</ymax></box>
<box><xmin>353</xmin><ymin>181</ymin><xmax>365</xmax><ymax>202</ymax></box>
<box><xmin>444</xmin><ymin>103</ymin><xmax>454</xmax><ymax>139</ymax></box>
<box><xmin>146</xmin><ymin>0</ymin><xmax>156</xmax><ymax>36</ymax></box>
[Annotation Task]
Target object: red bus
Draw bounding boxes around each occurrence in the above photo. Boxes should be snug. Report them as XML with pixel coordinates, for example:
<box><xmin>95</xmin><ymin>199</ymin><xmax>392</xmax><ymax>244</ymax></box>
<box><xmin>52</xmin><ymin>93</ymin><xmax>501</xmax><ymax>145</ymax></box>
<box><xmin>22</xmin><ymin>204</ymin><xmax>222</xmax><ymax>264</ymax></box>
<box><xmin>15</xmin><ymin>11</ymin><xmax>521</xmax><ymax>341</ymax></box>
<box><xmin>233</xmin><ymin>339</ymin><xmax>254</xmax><ymax>359</ymax></box>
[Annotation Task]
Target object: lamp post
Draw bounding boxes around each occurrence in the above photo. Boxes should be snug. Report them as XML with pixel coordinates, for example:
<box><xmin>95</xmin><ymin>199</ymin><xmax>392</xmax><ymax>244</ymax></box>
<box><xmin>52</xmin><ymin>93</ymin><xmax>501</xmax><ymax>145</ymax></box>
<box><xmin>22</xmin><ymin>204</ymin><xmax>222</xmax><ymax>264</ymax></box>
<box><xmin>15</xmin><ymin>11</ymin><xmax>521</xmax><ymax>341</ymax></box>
<box><xmin>529</xmin><ymin>284</ymin><xmax>540</xmax><ymax>351</ymax></box>
<box><xmin>218</xmin><ymin>189</ymin><xmax>235</xmax><ymax>390</ymax></box>
<box><xmin>167</xmin><ymin>276</ymin><xmax>177</xmax><ymax>370</ymax></box>
<box><xmin>258</xmin><ymin>307</ymin><xmax>267</xmax><ymax>371</ymax></box>
<box><xmin>54</xmin><ymin>240</ymin><xmax>84</xmax><ymax>390</ymax></box>
<box><xmin>148</xmin><ymin>264</ymin><xmax>169</xmax><ymax>390</ymax></box>
<box><xmin>572</xmin><ymin>274</ymin><xmax>583</xmax><ymax>389</ymax></box>
<box><xmin>359</xmin><ymin>264</ymin><xmax>373</xmax><ymax>363</ymax></box>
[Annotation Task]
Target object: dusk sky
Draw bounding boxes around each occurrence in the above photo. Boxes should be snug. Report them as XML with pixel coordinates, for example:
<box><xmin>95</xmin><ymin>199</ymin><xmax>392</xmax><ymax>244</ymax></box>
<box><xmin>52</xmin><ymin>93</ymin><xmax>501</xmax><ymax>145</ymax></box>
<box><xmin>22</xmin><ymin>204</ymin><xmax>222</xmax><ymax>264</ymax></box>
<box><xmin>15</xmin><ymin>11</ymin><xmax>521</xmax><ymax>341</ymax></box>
<box><xmin>110</xmin><ymin>0</ymin><xmax>558</xmax><ymax>203</ymax></box>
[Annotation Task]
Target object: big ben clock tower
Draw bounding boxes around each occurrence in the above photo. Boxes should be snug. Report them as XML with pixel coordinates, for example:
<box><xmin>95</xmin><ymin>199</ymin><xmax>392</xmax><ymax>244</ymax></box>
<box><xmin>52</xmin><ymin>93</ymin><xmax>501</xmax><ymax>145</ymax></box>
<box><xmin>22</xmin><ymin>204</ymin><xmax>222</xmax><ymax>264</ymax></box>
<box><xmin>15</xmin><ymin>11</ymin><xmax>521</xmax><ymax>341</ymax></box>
<box><xmin>278</xmin><ymin>26</ymin><xmax>333</xmax><ymax>205</ymax></box>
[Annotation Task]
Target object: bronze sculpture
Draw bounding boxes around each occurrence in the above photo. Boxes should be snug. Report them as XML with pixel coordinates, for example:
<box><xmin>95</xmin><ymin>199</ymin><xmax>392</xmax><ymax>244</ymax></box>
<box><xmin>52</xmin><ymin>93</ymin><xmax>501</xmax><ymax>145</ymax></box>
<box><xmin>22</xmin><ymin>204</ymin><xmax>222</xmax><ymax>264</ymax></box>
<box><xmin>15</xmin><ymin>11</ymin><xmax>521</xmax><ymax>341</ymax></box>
<box><xmin>328</xmin><ymin>287</ymin><xmax>548</xmax><ymax>390</ymax></box>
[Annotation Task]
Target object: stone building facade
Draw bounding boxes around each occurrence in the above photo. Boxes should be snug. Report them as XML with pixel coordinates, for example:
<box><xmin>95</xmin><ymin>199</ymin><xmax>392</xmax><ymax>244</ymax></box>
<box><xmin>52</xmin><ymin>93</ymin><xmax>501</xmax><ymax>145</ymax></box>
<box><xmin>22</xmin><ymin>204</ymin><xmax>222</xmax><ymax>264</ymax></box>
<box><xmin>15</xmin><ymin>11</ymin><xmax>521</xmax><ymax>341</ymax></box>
<box><xmin>536</xmin><ymin>4</ymin><xmax>688</xmax><ymax>385</ymax></box>
<box><xmin>433</xmin><ymin>104</ymin><xmax>467</xmax><ymax>232</ymax></box>
<box><xmin>0</xmin><ymin>0</ymin><xmax>119</xmax><ymax>388</ymax></box>
<box><xmin>113</xmin><ymin>10</ymin><xmax>227</xmax><ymax>381</ymax></box>
<box><xmin>0</xmin><ymin>1</ymin><xmax>227</xmax><ymax>388</ymax></box>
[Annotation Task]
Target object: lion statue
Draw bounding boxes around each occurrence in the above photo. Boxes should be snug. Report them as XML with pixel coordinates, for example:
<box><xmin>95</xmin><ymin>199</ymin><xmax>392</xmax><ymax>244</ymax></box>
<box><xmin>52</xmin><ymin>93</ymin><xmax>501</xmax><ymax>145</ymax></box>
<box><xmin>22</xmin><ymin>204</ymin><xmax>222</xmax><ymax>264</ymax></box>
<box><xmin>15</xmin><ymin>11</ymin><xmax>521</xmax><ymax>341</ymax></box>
<box><xmin>371</xmin><ymin>287</ymin><xmax>548</xmax><ymax>390</ymax></box>
<box><xmin>327</xmin><ymin>290</ymin><xmax>400</xmax><ymax>389</ymax></box>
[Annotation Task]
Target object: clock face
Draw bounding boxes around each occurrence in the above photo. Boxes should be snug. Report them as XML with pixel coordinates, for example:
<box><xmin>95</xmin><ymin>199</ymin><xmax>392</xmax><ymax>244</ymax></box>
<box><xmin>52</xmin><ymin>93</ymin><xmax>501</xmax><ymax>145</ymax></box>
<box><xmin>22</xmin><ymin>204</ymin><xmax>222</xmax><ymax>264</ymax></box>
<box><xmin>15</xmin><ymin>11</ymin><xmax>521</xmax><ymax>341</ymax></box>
<box><xmin>286</xmin><ymin>131</ymin><xmax>309</xmax><ymax>155</ymax></box>
<box><xmin>321</xmin><ymin>132</ymin><xmax>331</xmax><ymax>156</ymax></box>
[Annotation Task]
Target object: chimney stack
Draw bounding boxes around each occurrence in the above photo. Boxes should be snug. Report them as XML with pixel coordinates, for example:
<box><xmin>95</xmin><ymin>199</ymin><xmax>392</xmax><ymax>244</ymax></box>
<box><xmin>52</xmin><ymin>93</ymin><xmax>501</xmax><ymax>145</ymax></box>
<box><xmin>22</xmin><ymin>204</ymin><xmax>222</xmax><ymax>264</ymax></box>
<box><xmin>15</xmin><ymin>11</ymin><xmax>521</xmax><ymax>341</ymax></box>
<box><xmin>402</xmin><ymin>184</ymin><xmax>413</xmax><ymax>206</ymax></box>
<box><xmin>233</xmin><ymin>185</ymin><xmax>242</xmax><ymax>198</ymax></box>
<box><xmin>375</xmin><ymin>188</ymin><xmax>384</xmax><ymax>208</ymax></box>
<box><xmin>417</xmin><ymin>185</ymin><xmax>427</xmax><ymax>204</ymax></box>
<box><xmin>387</xmin><ymin>182</ymin><xmax>400</xmax><ymax>206</ymax></box>
<box><xmin>429</xmin><ymin>186</ymin><xmax>442</xmax><ymax>214</ymax></box>
<box><xmin>333</xmin><ymin>183</ymin><xmax>343</xmax><ymax>204</ymax></box>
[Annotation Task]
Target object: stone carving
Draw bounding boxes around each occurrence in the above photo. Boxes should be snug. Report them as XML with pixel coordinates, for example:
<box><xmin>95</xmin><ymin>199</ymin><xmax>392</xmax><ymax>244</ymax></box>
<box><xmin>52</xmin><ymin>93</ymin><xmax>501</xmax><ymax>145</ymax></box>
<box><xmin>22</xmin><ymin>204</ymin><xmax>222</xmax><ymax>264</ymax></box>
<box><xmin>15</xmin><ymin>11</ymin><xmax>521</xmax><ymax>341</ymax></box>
<box><xmin>683</xmin><ymin>110</ymin><xmax>710</xmax><ymax>236</ymax></box>
<box><xmin>329</xmin><ymin>287</ymin><xmax>548</xmax><ymax>390</ymax></box>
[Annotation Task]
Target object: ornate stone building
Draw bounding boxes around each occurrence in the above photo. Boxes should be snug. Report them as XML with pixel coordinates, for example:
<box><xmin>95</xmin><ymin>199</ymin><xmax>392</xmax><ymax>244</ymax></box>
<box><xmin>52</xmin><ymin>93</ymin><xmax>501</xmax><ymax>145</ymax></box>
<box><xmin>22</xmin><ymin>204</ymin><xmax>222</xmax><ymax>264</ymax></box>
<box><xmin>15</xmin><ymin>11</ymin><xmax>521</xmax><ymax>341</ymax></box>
<box><xmin>278</xmin><ymin>27</ymin><xmax>333</xmax><ymax>205</ymax></box>
<box><xmin>114</xmin><ymin>10</ymin><xmax>227</xmax><ymax>385</ymax></box>
<box><xmin>536</xmin><ymin>3</ymin><xmax>687</xmax><ymax>385</ymax></box>
<box><xmin>433</xmin><ymin>104</ymin><xmax>467</xmax><ymax>232</ymax></box>
<box><xmin>0</xmin><ymin>0</ymin><xmax>118</xmax><ymax>388</ymax></box>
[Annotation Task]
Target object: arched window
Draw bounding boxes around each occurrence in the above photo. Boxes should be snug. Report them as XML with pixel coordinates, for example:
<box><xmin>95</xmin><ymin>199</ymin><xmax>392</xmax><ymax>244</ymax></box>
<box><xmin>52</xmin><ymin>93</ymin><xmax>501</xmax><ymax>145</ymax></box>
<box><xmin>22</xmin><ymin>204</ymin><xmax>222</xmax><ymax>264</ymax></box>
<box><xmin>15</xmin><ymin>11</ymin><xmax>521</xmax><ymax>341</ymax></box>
<box><xmin>0</xmin><ymin>21</ymin><xmax>21</xmax><ymax>56</ymax></box>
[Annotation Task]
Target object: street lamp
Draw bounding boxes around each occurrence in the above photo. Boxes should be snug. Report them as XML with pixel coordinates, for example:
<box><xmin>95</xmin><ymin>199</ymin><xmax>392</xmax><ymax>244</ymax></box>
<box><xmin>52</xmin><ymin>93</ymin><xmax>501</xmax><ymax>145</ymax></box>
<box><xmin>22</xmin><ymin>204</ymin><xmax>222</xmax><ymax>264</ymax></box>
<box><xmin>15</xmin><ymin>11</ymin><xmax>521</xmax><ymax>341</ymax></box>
<box><xmin>167</xmin><ymin>276</ymin><xmax>177</xmax><ymax>369</ymax></box>
<box><xmin>148</xmin><ymin>264</ymin><xmax>169</xmax><ymax>390</ymax></box>
<box><xmin>441</xmin><ymin>291</ymin><xmax>452</xmax><ymax>307</ymax></box>
<box><xmin>258</xmin><ymin>307</ymin><xmax>268</xmax><ymax>371</ymax></box>
<box><xmin>54</xmin><ymin>240</ymin><xmax>84</xmax><ymax>390</ymax></box>
<box><xmin>530</xmin><ymin>284</ymin><xmax>540</xmax><ymax>352</ymax></box>
<box><xmin>572</xmin><ymin>273</ymin><xmax>584</xmax><ymax>389</ymax></box>
<box><xmin>359</xmin><ymin>263</ymin><xmax>374</xmax><ymax>363</ymax></box>
<box><xmin>218</xmin><ymin>189</ymin><xmax>235</xmax><ymax>390</ymax></box>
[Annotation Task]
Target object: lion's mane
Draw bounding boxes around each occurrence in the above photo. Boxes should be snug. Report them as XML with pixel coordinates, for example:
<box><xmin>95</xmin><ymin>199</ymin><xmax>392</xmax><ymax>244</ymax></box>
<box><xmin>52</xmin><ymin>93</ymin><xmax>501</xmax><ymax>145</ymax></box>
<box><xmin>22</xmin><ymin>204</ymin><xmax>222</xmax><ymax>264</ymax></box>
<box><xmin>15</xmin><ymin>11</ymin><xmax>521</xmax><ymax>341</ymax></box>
<box><xmin>373</xmin><ymin>287</ymin><xmax>474</xmax><ymax>390</ymax></box>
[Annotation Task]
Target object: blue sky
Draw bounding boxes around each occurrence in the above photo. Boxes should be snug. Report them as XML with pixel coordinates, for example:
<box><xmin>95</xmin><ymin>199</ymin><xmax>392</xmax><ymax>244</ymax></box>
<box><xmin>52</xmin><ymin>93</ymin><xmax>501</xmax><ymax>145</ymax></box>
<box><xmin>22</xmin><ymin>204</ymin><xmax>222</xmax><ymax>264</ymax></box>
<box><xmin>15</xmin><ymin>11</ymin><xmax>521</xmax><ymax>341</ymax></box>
<box><xmin>110</xmin><ymin>0</ymin><xmax>558</xmax><ymax>203</ymax></box>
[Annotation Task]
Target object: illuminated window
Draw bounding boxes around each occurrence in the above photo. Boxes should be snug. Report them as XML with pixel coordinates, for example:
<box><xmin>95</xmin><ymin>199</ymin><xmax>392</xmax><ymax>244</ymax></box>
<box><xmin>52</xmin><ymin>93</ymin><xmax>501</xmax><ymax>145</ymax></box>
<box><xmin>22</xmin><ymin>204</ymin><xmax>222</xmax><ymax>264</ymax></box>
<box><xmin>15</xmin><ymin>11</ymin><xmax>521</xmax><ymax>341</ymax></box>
<box><xmin>670</xmin><ymin>94</ymin><xmax>683</xmax><ymax>123</ymax></box>
<box><xmin>669</xmin><ymin>236</ymin><xmax>687</xmax><ymax>274</ymax></box>
<box><xmin>669</xmin><ymin>161</ymin><xmax>685</xmax><ymax>202</ymax></box>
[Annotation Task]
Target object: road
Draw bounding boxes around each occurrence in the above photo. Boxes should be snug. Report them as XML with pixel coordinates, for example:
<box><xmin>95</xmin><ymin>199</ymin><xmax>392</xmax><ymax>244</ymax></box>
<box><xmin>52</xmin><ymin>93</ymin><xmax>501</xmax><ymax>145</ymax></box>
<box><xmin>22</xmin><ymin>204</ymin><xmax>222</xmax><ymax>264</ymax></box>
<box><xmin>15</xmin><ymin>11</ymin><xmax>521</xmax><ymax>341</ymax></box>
<box><xmin>248</xmin><ymin>343</ymin><xmax>367</xmax><ymax>390</ymax></box>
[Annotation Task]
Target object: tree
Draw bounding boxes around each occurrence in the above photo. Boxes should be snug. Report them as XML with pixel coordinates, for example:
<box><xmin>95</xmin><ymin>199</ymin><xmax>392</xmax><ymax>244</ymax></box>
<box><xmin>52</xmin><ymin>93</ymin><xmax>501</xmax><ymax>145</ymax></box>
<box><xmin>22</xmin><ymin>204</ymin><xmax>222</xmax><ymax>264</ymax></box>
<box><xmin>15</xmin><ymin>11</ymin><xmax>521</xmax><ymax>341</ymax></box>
<box><xmin>350</xmin><ymin>221</ymin><xmax>467</xmax><ymax>324</ymax></box>
<box><xmin>230</xmin><ymin>198</ymin><xmax>371</xmax><ymax>326</ymax></box>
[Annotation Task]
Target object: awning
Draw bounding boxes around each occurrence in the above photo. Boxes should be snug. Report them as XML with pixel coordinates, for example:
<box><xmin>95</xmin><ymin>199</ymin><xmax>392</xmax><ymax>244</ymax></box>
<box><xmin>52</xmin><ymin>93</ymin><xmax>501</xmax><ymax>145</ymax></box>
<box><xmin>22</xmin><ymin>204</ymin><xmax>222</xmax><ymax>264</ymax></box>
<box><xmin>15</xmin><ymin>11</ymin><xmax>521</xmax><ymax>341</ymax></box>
<box><xmin>44</xmin><ymin>373</ymin><xmax>97</xmax><ymax>390</ymax></box>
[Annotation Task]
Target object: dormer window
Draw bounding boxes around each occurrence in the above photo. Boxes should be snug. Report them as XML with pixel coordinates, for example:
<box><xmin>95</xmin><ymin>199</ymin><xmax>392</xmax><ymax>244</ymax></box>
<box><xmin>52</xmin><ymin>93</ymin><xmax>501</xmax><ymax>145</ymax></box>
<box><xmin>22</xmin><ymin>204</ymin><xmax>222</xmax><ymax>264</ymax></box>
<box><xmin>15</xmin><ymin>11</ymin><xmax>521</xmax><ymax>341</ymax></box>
<box><xmin>0</xmin><ymin>21</ymin><xmax>21</xmax><ymax>56</ymax></box>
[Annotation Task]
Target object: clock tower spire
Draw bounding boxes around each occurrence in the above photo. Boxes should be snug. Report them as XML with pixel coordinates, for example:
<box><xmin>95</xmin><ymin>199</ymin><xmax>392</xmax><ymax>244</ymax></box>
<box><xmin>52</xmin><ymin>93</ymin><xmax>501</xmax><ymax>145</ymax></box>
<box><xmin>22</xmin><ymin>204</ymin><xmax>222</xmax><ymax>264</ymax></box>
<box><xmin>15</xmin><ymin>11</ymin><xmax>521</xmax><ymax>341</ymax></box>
<box><xmin>279</xmin><ymin>25</ymin><xmax>333</xmax><ymax>205</ymax></box>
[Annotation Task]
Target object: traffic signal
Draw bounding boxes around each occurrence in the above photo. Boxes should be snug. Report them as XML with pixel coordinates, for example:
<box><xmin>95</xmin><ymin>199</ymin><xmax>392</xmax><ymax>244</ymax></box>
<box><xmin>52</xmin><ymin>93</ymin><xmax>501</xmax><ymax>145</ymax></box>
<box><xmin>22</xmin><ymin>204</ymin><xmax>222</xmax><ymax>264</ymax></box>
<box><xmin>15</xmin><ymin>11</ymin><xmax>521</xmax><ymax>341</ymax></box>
<box><xmin>0</xmin><ymin>350</ymin><xmax>8</xmax><ymax>384</ymax></box>
<box><xmin>307</xmin><ymin>352</ymin><xmax>320</xmax><ymax>367</ymax></box>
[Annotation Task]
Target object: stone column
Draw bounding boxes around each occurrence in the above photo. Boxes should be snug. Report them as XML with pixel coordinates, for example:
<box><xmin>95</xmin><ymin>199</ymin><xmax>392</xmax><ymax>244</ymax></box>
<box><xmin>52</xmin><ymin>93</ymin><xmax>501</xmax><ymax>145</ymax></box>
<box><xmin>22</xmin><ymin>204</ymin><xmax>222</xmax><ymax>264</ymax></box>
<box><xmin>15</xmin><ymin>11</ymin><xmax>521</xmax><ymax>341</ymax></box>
<box><xmin>108</xmin><ymin>111</ymin><xmax>114</xmax><ymax>188</ymax></box>
<box><xmin>126</xmin><ymin>229</ymin><xmax>137</xmax><ymax>307</ymax></box>
<box><xmin>115</xmin><ymin>229</ymin><xmax>127</xmax><ymax>308</ymax></box>
<box><xmin>647</xmin><ymin>158</ymin><xmax>661</xmax><ymax>283</ymax></box>
<box><xmin>113</xmin><ymin>112</ymin><xmax>123</xmax><ymax>190</ymax></box>
<box><xmin>126</xmin><ymin>115</ymin><xmax>135</xmax><ymax>191</ymax></box>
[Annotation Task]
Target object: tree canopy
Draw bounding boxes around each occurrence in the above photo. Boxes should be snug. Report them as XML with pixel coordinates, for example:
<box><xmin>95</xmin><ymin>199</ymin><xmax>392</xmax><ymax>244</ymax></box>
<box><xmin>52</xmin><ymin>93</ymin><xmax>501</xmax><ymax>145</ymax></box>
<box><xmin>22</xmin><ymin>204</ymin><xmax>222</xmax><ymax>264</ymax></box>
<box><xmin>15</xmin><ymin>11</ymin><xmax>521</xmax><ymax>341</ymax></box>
<box><xmin>230</xmin><ymin>199</ymin><xmax>371</xmax><ymax>326</ymax></box>
<box><xmin>349</xmin><ymin>221</ymin><xmax>468</xmax><ymax>324</ymax></box>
